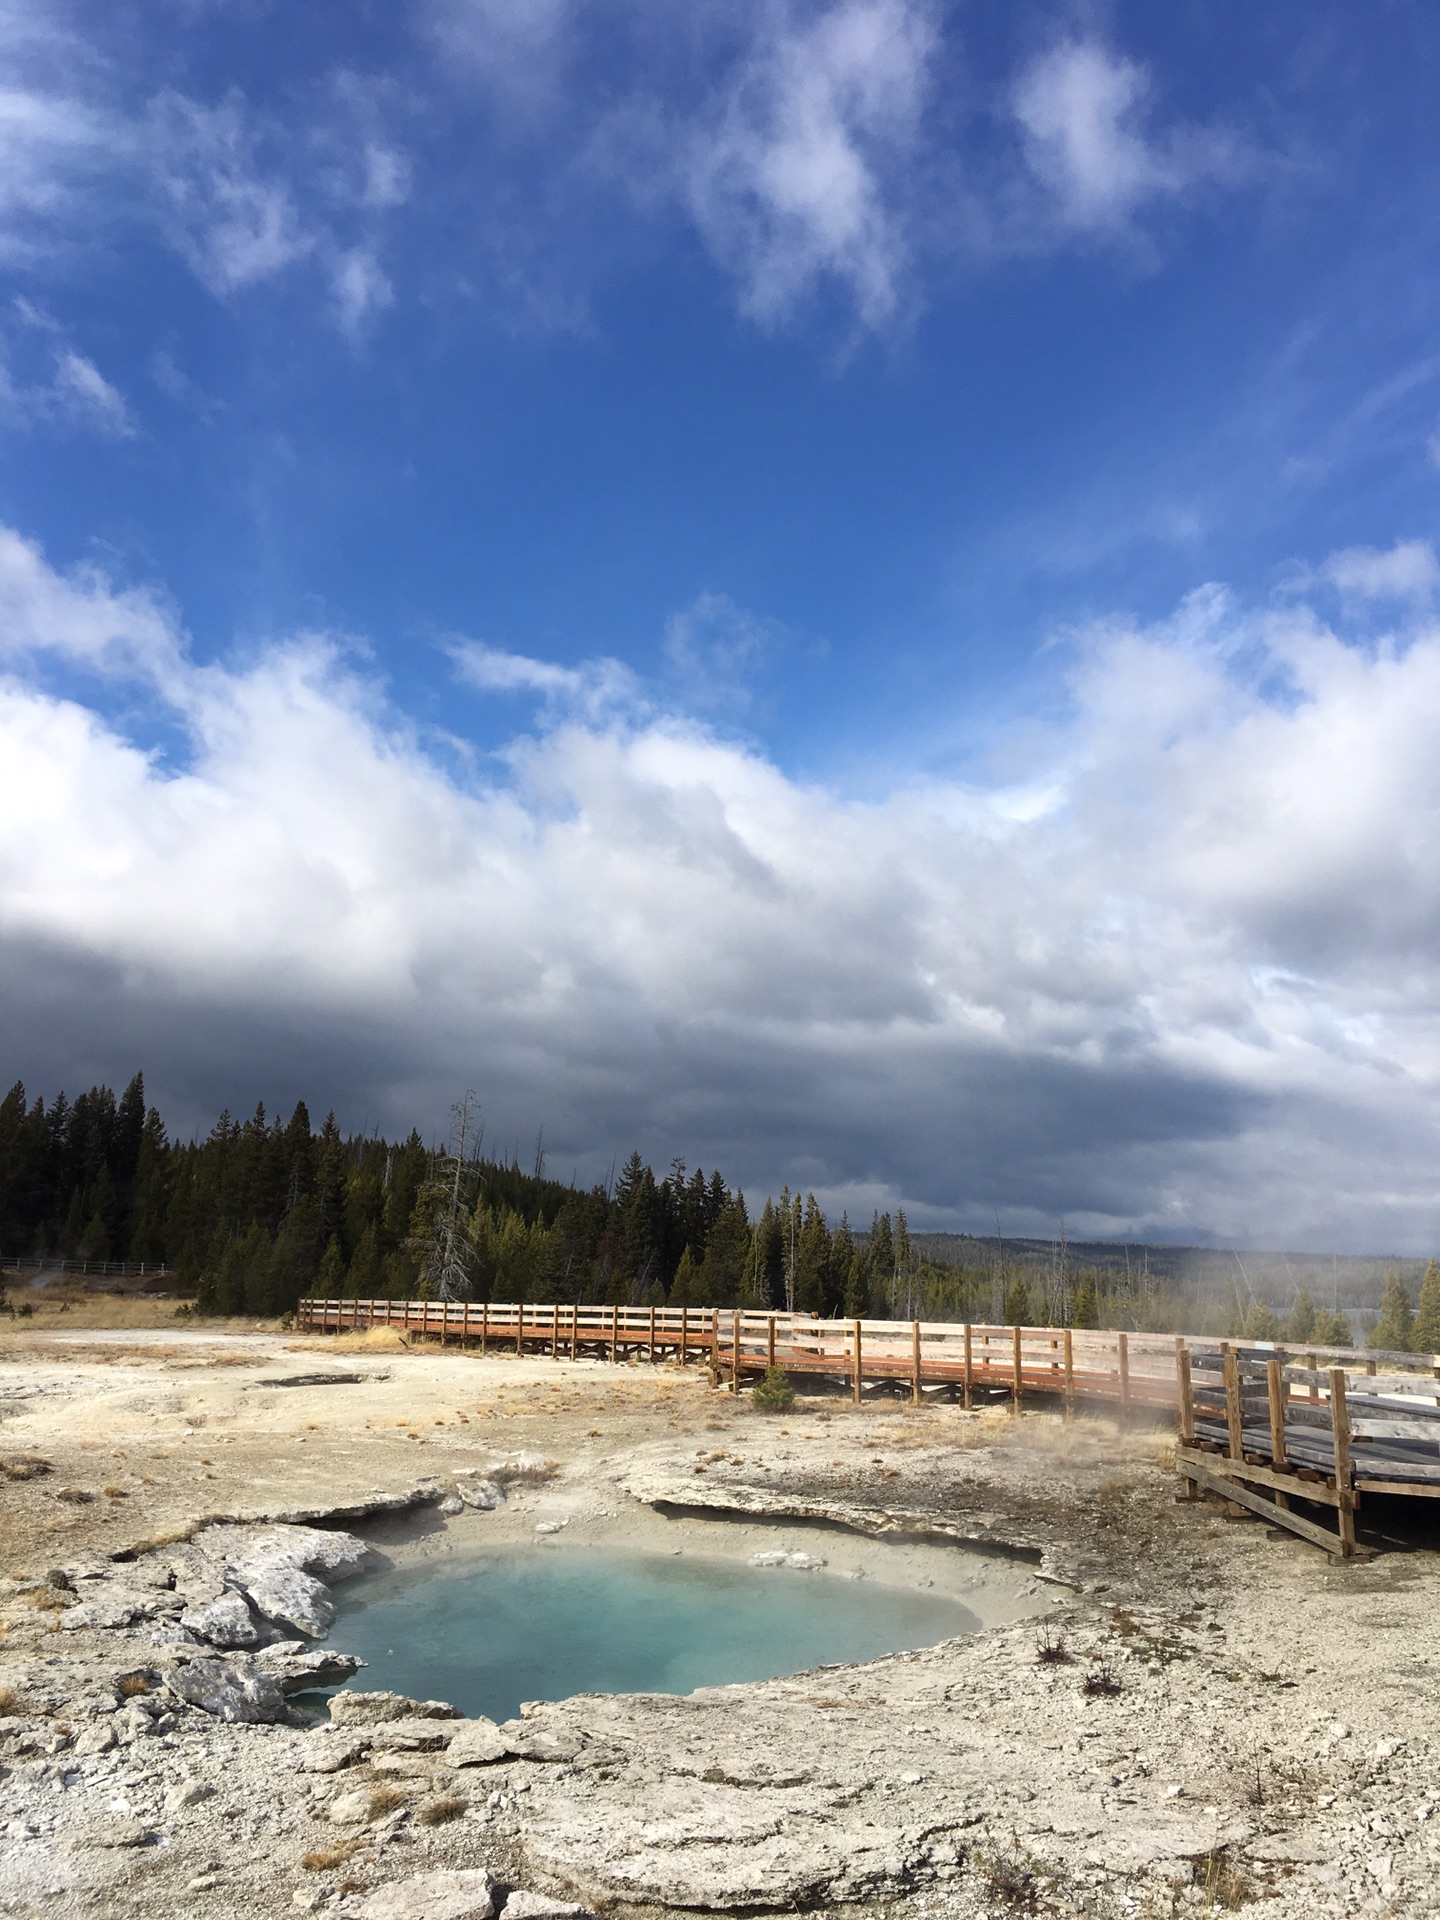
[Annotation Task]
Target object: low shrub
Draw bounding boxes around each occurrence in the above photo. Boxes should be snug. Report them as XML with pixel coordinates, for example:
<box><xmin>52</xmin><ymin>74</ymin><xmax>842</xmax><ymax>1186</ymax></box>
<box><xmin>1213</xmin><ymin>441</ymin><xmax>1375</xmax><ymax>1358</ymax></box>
<box><xmin>1035</xmin><ymin>1624</ymin><xmax>1072</xmax><ymax>1665</ymax></box>
<box><xmin>1</xmin><ymin>1456</ymin><xmax>51</xmax><ymax>1481</ymax></box>
<box><xmin>416</xmin><ymin>1794</ymin><xmax>466</xmax><ymax>1826</ymax></box>
<box><xmin>749</xmin><ymin>1365</ymin><xmax>794</xmax><ymax>1413</ymax></box>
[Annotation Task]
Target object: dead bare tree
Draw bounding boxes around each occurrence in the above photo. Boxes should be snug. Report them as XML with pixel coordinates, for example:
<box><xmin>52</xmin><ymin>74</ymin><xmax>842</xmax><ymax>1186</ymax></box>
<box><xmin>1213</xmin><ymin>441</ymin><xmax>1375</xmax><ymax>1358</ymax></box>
<box><xmin>411</xmin><ymin>1091</ymin><xmax>483</xmax><ymax>1302</ymax></box>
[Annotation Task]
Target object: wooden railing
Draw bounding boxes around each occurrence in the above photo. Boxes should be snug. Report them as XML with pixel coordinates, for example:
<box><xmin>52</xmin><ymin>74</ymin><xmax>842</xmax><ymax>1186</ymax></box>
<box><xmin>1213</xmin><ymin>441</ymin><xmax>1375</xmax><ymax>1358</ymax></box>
<box><xmin>297</xmin><ymin>1298</ymin><xmax>1440</xmax><ymax>1557</ymax></box>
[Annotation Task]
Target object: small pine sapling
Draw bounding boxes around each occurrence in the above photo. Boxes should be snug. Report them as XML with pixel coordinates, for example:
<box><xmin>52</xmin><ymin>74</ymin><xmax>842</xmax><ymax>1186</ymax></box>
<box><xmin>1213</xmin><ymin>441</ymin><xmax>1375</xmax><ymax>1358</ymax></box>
<box><xmin>749</xmin><ymin>1365</ymin><xmax>794</xmax><ymax>1412</ymax></box>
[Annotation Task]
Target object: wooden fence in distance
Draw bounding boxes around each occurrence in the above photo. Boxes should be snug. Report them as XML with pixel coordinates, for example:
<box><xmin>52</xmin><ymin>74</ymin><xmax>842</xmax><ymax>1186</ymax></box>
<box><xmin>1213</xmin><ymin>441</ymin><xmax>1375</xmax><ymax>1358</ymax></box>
<box><xmin>297</xmin><ymin>1298</ymin><xmax>1440</xmax><ymax>1558</ymax></box>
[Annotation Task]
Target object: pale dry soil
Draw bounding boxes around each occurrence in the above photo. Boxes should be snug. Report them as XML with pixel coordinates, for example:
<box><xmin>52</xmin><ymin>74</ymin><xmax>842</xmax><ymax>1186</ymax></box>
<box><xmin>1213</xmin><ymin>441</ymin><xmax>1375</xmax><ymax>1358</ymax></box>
<box><xmin>0</xmin><ymin>1319</ymin><xmax>1437</xmax><ymax>1920</ymax></box>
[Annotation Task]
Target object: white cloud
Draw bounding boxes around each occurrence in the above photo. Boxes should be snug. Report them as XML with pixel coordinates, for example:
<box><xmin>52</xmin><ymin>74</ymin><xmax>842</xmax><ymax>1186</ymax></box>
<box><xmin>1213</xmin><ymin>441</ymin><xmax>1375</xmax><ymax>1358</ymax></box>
<box><xmin>674</xmin><ymin>0</ymin><xmax>937</xmax><ymax>330</ymax></box>
<box><xmin>331</xmin><ymin>247</ymin><xmax>394</xmax><ymax>338</ymax></box>
<box><xmin>1322</xmin><ymin>539</ymin><xmax>1439</xmax><ymax>604</ymax></box>
<box><xmin>449</xmin><ymin>638</ymin><xmax>641</xmax><ymax>721</ymax></box>
<box><xmin>0</xmin><ymin>526</ymin><xmax>182</xmax><ymax>683</ymax></box>
<box><xmin>358</xmin><ymin>139</ymin><xmax>411</xmax><ymax>213</ymax></box>
<box><xmin>4</xmin><ymin>527</ymin><xmax>1440</xmax><ymax>1248</ymax></box>
<box><xmin>148</xmin><ymin>92</ymin><xmax>315</xmax><ymax>295</ymax></box>
<box><xmin>426</xmin><ymin>0</ymin><xmax>577</xmax><ymax>103</ymax></box>
<box><xmin>0</xmin><ymin>310</ymin><xmax>137</xmax><ymax>439</ymax></box>
<box><xmin>144</xmin><ymin>85</ymin><xmax>410</xmax><ymax>331</ymax></box>
<box><xmin>1013</xmin><ymin>38</ymin><xmax>1248</xmax><ymax>233</ymax></box>
<box><xmin>664</xmin><ymin>590</ymin><xmax>781</xmax><ymax>711</ymax></box>
<box><xmin>51</xmin><ymin>348</ymin><xmax>135</xmax><ymax>437</ymax></box>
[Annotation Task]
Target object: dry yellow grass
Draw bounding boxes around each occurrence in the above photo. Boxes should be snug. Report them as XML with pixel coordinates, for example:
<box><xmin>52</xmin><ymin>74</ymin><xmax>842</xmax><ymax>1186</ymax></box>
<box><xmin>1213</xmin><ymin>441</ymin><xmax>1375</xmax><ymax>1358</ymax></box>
<box><xmin>301</xmin><ymin>1841</ymin><xmax>358</xmax><ymax>1872</ymax></box>
<box><xmin>0</xmin><ymin>1455</ymin><xmax>51</xmax><ymax>1481</ymax></box>
<box><xmin>416</xmin><ymin>1793</ymin><xmax>466</xmax><ymax>1826</ymax></box>
<box><xmin>8</xmin><ymin>1288</ymin><xmax>276</xmax><ymax>1334</ymax></box>
<box><xmin>8</xmin><ymin>1292</ymin><xmax>186</xmax><ymax>1329</ymax></box>
<box><xmin>285</xmin><ymin>1326</ymin><xmax>412</xmax><ymax>1354</ymax></box>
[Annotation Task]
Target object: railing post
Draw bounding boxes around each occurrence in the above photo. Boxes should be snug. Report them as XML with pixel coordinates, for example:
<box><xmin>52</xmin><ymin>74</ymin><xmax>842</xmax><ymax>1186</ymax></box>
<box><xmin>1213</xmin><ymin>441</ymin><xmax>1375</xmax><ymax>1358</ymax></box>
<box><xmin>1011</xmin><ymin>1325</ymin><xmax>1023</xmax><ymax>1413</ymax></box>
<box><xmin>730</xmin><ymin>1310</ymin><xmax>741</xmax><ymax>1393</ymax></box>
<box><xmin>1223</xmin><ymin>1347</ymin><xmax>1244</xmax><ymax>1461</ymax></box>
<box><xmin>610</xmin><ymin>1304</ymin><xmax>619</xmax><ymax>1363</ymax></box>
<box><xmin>1329</xmin><ymin>1367</ymin><xmax>1356</xmax><ymax>1557</ymax></box>
<box><xmin>911</xmin><ymin>1320</ymin><xmax>922</xmax><ymax>1406</ymax></box>
<box><xmin>1118</xmin><ymin>1331</ymin><xmax>1131</xmax><ymax>1428</ymax></box>
<box><xmin>1063</xmin><ymin>1327</ymin><xmax>1075</xmax><ymax>1417</ymax></box>
<box><xmin>516</xmin><ymin>1305</ymin><xmax>524</xmax><ymax>1356</ymax></box>
<box><xmin>480</xmin><ymin>1300</ymin><xmax>488</xmax><ymax>1354</ymax></box>
<box><xmin>649</xmin><ymin>1303</ymin><xmax>656</xmax><ymax>1360</ymax></box>
<box><xmin>963</xmin><ymin>1323</ymin><xmax>973</xmax><ymax>1409</ymax></box>
<box><xmin>852</xmin><ymin>1319</ymin><xmax>863</xmax><ymax>1405</ymax></box>
<box><xmin>553</xmin><ymin>1301</ymin><xmax>560</xmax><ymax>1359</ymax></box>
<box><xmin>1175</xmin><ymin>1338</ymin><xmax>1194</xmax><ymax>1445</ymax></box>
<box><xmin>1266</xmin><ymin>1357</ymin><xmax>1290</xmax><ymax>1510</ymax></box>
<box><xmin>767</xmin><ymin>1315</ymin><xmax>776</xmax><ymax>1370</ymax></box>
<box><xmin>680</xmin><ymin>1306</ymin><xmax>688</xmax><ymax>1367</ymax></box>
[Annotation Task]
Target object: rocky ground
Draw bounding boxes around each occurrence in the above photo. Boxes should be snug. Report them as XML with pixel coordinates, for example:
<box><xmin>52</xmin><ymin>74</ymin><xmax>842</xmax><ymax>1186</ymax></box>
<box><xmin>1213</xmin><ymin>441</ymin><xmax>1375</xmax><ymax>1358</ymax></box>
<box><xmin>1</xmin><ymin>1320</ymin><xmax>1437</xmax><ymax>1919</ymax></box>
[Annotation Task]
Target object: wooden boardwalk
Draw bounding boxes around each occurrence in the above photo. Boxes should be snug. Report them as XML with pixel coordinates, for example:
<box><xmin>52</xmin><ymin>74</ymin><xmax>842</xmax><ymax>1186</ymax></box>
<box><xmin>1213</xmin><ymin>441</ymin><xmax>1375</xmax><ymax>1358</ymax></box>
<box><xmin>297</xmin><ymin>1298</ymin><xmax>1440</xmax><ymax>1558</ymax></box>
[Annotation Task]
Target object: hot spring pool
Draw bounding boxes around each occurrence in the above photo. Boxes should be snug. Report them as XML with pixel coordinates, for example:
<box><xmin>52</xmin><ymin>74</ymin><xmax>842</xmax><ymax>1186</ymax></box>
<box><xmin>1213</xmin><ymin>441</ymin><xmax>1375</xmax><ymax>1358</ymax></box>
<box><xmin>323</xmin><ymin>1546</ymin><xmax>979</xmax><ymax>1721</ymax></box>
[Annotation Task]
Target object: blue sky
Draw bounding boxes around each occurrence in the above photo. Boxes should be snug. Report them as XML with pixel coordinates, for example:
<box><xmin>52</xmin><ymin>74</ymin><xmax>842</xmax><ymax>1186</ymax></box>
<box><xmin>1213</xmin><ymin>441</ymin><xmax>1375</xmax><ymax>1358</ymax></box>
<box><xmin>3</xmin><ymin>1</ymin><xmax>1440</xmax><ymax>1248</ymax></box>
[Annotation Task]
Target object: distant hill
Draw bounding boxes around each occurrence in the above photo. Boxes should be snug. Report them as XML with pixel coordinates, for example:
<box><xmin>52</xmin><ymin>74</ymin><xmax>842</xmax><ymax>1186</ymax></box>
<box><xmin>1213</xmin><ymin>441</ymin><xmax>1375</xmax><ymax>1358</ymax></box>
<box><xmin>906</xmin><ymin>1233</ymin><xmax>1423</xmax><ymax>1315</ymax></box>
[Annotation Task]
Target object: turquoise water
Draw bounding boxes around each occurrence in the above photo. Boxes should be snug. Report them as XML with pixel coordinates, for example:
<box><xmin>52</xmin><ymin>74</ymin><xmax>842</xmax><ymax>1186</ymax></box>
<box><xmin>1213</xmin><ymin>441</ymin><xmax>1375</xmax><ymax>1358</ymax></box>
<box><xmin>324</xmin><ymin>1546</ymin><xmax>977</xmax><ymax>1722</ymax></box>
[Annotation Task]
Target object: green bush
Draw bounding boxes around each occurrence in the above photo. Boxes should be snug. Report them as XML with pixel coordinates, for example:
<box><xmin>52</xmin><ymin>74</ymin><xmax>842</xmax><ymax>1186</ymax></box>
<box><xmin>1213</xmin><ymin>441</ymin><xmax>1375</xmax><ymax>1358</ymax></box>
<box><xmin>750</xmin><ymin>1364</ymin><xmax>794</xmax><ymax>1412</ymax></box>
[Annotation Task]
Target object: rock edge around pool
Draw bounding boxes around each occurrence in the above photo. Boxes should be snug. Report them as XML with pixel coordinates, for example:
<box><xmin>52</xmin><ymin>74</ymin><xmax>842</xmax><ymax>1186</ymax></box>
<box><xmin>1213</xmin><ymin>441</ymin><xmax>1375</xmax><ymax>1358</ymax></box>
<box><xmin>353</xmin><ymin>1873</ymin><xmax>595</xmax><ymax>1920</ymax></box>
<box><xmin>46</xmin><ymin>1517</ymin><xmax>377</xmax><ymax>1651</ymax></box>
<box><xmin>356</xmin><ymin>1868</ymin><xmax>499</xmax><ymax>1920</ymax></box>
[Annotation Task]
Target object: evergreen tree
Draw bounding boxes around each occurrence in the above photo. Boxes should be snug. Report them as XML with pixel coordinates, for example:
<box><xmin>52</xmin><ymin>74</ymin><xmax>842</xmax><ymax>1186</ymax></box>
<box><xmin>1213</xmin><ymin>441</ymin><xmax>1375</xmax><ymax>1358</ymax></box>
<box><xmin>794</xmin><ymin>1195</ymin><xmax>832</xmax><ymax>1314</ymax></box>
<box><xmin>316</xmin><ymin>1236</ymin><xmax>345</xmax><ymax>1297</ymax></box>
<box><xmin>1287</xmin><ymin>1287</ymin><xmax>1317</xmax><ymax>1344</ymax></box>
<box><xmin>752</xmin><ymin>1199</ymin><xmax>784</xmax><ymax>1309</ymax></box>
<box><xmin>893</xmin><ymin>1209</ymin><xmax>913</xmax><ymax>1317</ymax></box>
<box><xmin>700</xmin><ymin>1196</ymin><xmax>751</xmax><ymax>1308</ymax></box>
<box><xmin>616</xmin><ymin>1151</ymin><xmax>661</xmax><ymax>1299</ymax></box>
<box><xmin>1371</xmin><ymin>1272</ymin><xmax>1415</xmax><ymax>1351</ymax></box>
<box><xmin>346</xmin><ymin>1222</ymin><xmax>384</xmax><ymax>1300</ymax></box>
<box><xmin>669</xmin><ymin>1245</ymin><xmax>698</xmax><ymax>1307</ymax></box>
<box><xmin>265</xmin><ymin>1196</ymin><xmax>323</xmax><ymax>1314</ymax></box>
<box><xmin>869</xmin><ymin>1211</ymin><xmax>894</xmax><ymax>1305</ymax></box>
<box><xmin>1311</xmin><ymin>1306</ymin><xmax>1353</xmax><ymax>1346</ymax></box>
<box><xmin>1413</xmin><ymin>1261</ymin><xmax>1440</xmax><ymax>1352</ymax></box>
<box><xmin>314</xmin><ymin>1112</ymin><xmax>347</xmax><ymax>1246</ymax></box>
<box><xmin>1242</xmin><ymin>1300</ymin><xmax>1280</xmax><ymax>1342</ymax></box>
<box><xmin>1002</xmin><ymin>1273</ymin><xmax>1032</xmax><ymax>1325</ymax></box>
<box><xmin>1070</xmin><ymin>1272</ymin><xmax>1099</xmax><ymax>1329</ymax></box>
<box><xmin>682</xmin><ymin>1166</ymin><xmax>710</xmax><ymax>1265</ymax></box>
<box><xmin>843</xmin><ymin>1248</ymin><xmax>869</xmax><ymax>1318</ymax></box>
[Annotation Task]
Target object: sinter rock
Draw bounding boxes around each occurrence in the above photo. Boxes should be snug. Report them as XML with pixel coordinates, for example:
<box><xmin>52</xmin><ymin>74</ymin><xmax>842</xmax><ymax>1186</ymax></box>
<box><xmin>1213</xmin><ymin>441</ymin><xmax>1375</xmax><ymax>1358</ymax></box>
<box><xmin>502</xmin><ymin>1893</ymin><xmax>593</xmax><ymax>1920</ymax></box>
<box><xmin>239</xmin><ymin>1564</ymin><xmax>334</xmax><ymax>1637</ymax></box>
<box><xmin>447</xmin><ymin>1718</ymin><xmax>510</xmax><ymax>1766</ymax></box>
<box><xmin>165</xmin><ymin>1657</ymin><xmax>288</xmax><ymax>1724</ymax></box>
<box><xmin>454</xmin><ymin>1478</ymin><xmax>505</xmax><ymax>1511</ymax></box>
<box><xmin>327</xmin><ymin>1690</ymin><xmax>461</xmax><ymax>1727</ymax></box>
<box><xmin>219</xmin><ymin>1523</ymin><xmax>372</xmax><ymax>1584</ymax></box>
<box><xmin>255</xmin><ymin>1645</ymin><xmax>364</xmax><ymax>1693</ymax></box>
<box><xmin>357</xmin><ymin>1870</ymin><xmax>499</xmax><ymax>1920</ymax></box>
<box><xmin>181</xmin><ymin>1592</ymin><xmax>264</xmax><ymax>1648</ymax></box>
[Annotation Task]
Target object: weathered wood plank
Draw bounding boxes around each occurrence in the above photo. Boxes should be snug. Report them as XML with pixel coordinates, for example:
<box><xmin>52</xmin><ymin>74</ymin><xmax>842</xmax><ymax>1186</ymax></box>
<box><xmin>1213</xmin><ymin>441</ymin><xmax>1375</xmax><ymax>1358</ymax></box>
<box><xmin>1184</xmin><ymin>1460</ymin><xmax>1349</xmax><ymax>1554</ymax></box>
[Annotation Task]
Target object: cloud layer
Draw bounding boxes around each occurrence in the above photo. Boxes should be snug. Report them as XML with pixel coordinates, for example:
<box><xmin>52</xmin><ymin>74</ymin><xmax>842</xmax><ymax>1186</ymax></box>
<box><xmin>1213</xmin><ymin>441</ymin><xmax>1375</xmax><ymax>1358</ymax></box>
<box><xmin>3</xmin><ymin>527</ymin><xmax>1440</xmax><ymax>1250</ymax></box>
<box><xmin>0</xmin><ymin>1</ymin><xmax>1268</xmax><ymax>350</ymax></box>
